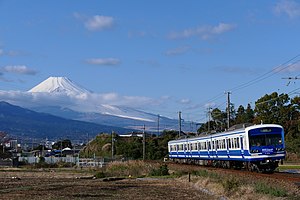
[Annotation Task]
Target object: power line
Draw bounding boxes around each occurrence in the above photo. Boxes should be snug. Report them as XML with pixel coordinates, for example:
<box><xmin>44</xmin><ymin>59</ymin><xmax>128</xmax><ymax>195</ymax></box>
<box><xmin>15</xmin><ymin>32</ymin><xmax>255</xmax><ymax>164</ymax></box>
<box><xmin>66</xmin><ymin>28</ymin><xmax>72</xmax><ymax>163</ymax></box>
<box><xmin>229</xmin><ymin>56</ymin><xmax>300</xmax><ymax>93</ymax></box>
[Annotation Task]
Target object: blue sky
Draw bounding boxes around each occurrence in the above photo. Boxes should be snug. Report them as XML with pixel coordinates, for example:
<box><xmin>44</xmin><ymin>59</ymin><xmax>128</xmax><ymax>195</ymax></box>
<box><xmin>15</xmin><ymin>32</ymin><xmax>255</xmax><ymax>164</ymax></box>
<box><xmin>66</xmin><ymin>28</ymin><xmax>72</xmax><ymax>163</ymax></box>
<box><xmin>1</xmin><ymin>0</ymin><xmax>300</xmax><ymax>122</ymax></box>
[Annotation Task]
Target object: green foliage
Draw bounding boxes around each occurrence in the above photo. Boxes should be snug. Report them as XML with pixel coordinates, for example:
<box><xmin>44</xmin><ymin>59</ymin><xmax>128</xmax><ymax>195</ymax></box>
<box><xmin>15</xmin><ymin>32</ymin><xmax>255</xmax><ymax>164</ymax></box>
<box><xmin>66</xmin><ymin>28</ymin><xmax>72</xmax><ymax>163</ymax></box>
<box><xmin>235</xmin><ymin>104</ymin><xmax>254</xmax><ymax>124</ymax></box>
<box><xmin>52</xmin><ymin>139</ymin><xmax>73</xmax><ymax>150</ymax></box>
<box><xmin>94</xmin><ymin>171</ymin><xmax>106</xmax><ymax>178</ymax></box>
<box><xmin>254</xmin><ymin>182</ymin><xmax>287</xmax><ymax>197</ymax></box>
<box><xmin>39</xmin><ymin>157</ymin><xmax>45</xmax><ymax>163</ymax></box>
<box><xmin>221</xmin><ymin>177</ymin><xmax>240</xmax><ymax>193</ymax></box>
<box><xmin>80</xmin><ymin>130</ymin><xmax>177</xmax><ymax>160</ymax></box>
<box><xmin>149</xmin><ymin>164</ymin><xmax>169</xmax><ymax>176</ymax></box>
<box><xmin>254</xmin><ymin>92</ymin><xmax>290</xmax><ymax>125</ymax></box>
<box><xmin>80</xmin><ymin>134</ymin><xmax>112</xmax><ymax>158</ymax></box>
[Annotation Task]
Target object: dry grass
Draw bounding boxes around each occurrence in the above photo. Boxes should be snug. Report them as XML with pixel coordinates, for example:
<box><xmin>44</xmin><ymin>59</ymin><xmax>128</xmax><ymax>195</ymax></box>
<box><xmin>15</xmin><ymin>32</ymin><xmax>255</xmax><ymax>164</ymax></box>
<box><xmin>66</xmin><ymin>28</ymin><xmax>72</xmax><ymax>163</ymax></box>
<box><xmin>104</xmin><ymin>160</ymin><xmax>161</xmax><ymax>177</ymax></box>
<box><xmin>0</xmin><ymin>167</ymin><xmax>215</xmax><ymax>200</ymax></box>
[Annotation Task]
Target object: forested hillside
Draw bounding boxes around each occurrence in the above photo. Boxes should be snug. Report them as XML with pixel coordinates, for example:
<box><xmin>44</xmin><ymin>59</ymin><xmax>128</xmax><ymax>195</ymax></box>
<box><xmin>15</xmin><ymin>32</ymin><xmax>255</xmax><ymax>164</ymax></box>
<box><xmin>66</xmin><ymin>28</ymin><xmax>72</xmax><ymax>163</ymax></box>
<box><xmin>198</xmin><ymin>92</ymin><xmax>300</xmax><ymax>159</ymax></box>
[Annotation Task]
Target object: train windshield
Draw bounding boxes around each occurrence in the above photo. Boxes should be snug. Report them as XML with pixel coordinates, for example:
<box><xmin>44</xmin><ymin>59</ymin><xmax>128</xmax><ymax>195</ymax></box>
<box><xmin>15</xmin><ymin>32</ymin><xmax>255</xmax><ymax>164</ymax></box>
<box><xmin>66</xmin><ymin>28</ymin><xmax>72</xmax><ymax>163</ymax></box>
<box><xmin>249</xmin><ymin>127</ymin><xmax>283</xmax><ymax>147</ymax></box>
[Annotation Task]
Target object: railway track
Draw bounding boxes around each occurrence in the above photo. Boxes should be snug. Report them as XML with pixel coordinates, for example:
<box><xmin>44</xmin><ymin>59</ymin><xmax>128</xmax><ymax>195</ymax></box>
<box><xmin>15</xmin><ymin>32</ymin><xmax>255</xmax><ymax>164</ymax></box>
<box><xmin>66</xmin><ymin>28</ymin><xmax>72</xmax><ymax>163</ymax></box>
<box><xmin>166</xmin><ymin>162</ymin><xmax>300</xmax><ymax>186</ymax></box>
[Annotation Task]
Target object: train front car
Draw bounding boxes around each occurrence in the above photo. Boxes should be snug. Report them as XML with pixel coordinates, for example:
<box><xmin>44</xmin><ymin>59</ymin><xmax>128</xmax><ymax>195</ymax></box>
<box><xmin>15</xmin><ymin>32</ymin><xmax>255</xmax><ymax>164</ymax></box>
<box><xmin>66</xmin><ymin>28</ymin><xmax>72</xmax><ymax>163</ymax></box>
<box><xmin>246</xmin><ymin>124</ymin><xmax>285</xmax><ymax>173</ymax></box>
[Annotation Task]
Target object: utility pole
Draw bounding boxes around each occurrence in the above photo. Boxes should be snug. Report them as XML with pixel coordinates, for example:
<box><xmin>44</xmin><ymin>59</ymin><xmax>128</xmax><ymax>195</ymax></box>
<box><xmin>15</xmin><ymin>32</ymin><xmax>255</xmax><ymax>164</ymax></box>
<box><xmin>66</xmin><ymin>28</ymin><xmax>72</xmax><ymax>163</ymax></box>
<box><xmin>111</xmin><ymin>131</ymin><xmax>114</xmax><ymax>160</ymax></box>
<box><xmin>178</xmin><ymin>111</ymin><xmax>182</xmax><ymax>137</ymax></box>
<box><xmin>208</xmin><ymin>107</ymin><xmax>212</xmax><ymax>134</ymax></box>
<box><xmin>226</xmin><ymin>91</ymin><xmax>231</xmax><ymax>130</ymax></box>
<box><xmin>157</xmin><ymin>114</ymin><xmax>160</xmax><ymax>136</ymax></box>
<box><xmin>143</xmin><ymin>124</ymin><xmax>145</xmax><ymax>161</ymax></box>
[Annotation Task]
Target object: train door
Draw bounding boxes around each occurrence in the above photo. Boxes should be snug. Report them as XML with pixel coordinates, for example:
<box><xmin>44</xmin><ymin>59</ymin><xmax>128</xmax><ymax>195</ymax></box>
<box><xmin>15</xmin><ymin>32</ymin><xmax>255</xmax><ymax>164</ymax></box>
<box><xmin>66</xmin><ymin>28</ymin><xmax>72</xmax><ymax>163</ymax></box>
<box><xmin>240</xmin><ymin>136</ymin><xmax>244</xmax><ymax>159</ymax></box>
<box><xmin>211</xmin><ymin>139</ymin><xmax>216</xmax><ymax>159</ymax></box>
<box><xmin>188</xmin><ymin>142</ymin><xmax>191</xmax><ymax>158</ymax></box>
<box><xmin>215</xmin><ymin>139</ymin><xmax>218</xmax><ymax>158</ymax></box>
<box><xmin>207</xmin><ymin>139</ymin><xmax>211</xmax><ymax>159</ymax></box>
<box><xmin>226</xmin><ymin>137</ymin><xmax>230</xmax><ymax>158</ymax></box>
<box><xmin>197</xmin><ymin>142</ymin><xmax>201</xmax><ymax>158</ymax></box>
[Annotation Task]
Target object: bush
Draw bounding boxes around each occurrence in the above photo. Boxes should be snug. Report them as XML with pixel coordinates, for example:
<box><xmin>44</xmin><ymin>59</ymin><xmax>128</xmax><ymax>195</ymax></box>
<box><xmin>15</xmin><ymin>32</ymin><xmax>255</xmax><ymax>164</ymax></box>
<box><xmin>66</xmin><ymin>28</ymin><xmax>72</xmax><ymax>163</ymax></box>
<box><xmin>255</xmin><ymin>182</ymin><xmax>287</xmax><ymax>197</ymax></box>
<box><xmin>222</xmin><ymin>177</ymin><xmax>240</xmax><ymax>193</ymax></box>
<box><xmin>95</xmin><ymin>171</ymin><xmax>106</xmax><ymax>178</ymax></box>
<box><xmin>149</xmin><ymin>164</ymin><xmax>169</xmax><ymax>176</ymax></box>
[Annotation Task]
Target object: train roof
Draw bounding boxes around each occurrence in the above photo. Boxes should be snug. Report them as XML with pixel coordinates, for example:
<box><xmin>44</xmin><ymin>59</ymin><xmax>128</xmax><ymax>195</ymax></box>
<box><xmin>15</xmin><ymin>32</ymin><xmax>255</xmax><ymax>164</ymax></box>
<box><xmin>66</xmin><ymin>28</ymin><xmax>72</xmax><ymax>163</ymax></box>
<box><xmin>168</xmin><ymin>124</ymin><xmax>283</xmax><ymax>144</ymax></box>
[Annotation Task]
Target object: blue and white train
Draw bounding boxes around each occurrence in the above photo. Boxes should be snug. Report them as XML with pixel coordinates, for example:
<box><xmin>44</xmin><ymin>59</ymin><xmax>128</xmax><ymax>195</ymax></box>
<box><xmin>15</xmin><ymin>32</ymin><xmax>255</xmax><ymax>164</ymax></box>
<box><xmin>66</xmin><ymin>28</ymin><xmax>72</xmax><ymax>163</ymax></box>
<box><xmin>168</xmin><ymin>124</ymin><xmax>285</xmax><ymax>173</ymax></box>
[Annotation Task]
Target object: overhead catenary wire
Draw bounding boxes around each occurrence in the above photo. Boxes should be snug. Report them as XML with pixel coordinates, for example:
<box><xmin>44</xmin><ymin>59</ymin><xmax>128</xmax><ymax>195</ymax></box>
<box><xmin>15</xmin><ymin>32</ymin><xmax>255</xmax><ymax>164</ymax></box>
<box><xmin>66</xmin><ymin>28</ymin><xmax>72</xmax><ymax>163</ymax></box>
<box><xmin>229</xmin><ymin>57</ymin><xmax>300</xmax><ymax>93</ymax></box>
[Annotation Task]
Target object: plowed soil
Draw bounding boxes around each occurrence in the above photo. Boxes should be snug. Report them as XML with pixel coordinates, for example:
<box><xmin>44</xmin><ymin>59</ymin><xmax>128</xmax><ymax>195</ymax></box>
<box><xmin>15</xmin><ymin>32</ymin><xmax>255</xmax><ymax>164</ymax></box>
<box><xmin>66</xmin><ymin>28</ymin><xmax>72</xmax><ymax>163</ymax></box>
<box><xmin>0</xmin><ymin>169</ymin><xmax>215</xmax><ymax>200</ymax></box>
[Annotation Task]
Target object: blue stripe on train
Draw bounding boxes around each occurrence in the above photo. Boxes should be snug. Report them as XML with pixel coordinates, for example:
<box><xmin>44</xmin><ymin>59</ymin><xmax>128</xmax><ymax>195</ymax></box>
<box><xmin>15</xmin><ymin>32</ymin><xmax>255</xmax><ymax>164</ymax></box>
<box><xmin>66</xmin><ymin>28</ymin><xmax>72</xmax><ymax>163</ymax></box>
<box><xmin>169</xmin><ymin>151</ymin><xmax>285</xmax><ymax>162</ymax></box>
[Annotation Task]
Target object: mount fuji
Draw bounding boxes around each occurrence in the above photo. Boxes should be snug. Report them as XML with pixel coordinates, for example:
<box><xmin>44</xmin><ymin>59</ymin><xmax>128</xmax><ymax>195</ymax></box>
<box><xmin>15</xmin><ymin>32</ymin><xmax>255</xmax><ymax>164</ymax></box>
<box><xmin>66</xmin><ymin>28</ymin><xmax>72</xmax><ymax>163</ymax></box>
<box><xmin>23</xmin><ymin>77</ymin><xmax>181</xmax><ymax>132</ymax></box>
<box><xmin>28</xmin><ymin>76</ymin><xmax>91</xmax><ymax>95</ymax></box>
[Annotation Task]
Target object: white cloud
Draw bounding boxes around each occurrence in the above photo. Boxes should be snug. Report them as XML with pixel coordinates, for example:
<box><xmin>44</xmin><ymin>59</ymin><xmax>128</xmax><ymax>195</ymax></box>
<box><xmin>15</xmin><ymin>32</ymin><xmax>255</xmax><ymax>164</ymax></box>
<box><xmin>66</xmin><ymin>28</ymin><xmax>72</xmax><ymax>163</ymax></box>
<box><xmin>274</xmin><ymin>62</ymin><xmax>300</xmax><ymax>73</ymax></box>
<box><xmin>0</xmin><ymin>48</ymin><xmax>26</xmax><ymax>57</ymax></box>
<box><xmin>179</xmin><ymin>99</ymin><xmax>191</xmax><ymax>104</ymax></box>
<box><xmin>85</xmin><ymin>15</ymin><xmax>114</xmax><ymax>31</ymax></box>
<box><xmin>165</xmin><ymin>46</ymin><xmax>191</xmax><ymax>56</ymax></box>
<box><xmin>1</xmin><ymin>65</ymin><xmax>38</xmax><ymax>75</ymax></box>
<box><xmin>86</xmin><ymin>58</ymin><xmax>120</xmax><ymax>66</ymax></box>
<box><xmin>74</xmin><ymin>13</ymin><xmax>115</xmax><ymax>31</ymax></box>
<box><xmin>274</xmin><ymin>0</ymin><xmax>300</xmax><ymax>18</ymax></box>
<box><xmin>204</xmin><ymin>102</ymin><xmax>216</xmax><ymax>109</ymax></box>
<box><xmin>0</xmin><ymin>89</ymin><xmax>161</xmax><ymax>114</ymax></box>
<box><xmin>168</xmin><ymin>23</ymin><xmax>236</xmax><ymax>40</ymax></box>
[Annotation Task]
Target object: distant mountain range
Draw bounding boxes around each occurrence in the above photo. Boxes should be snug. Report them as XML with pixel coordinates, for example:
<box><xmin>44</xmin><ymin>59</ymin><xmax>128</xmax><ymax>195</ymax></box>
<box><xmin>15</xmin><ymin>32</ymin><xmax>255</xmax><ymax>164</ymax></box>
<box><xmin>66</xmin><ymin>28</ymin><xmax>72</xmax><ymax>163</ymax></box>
<box><xmin>0</xmin><ymin>77</ymin><xmax>198</xmax><ymax>139</ymax></box>
<box><xmin>0</xmin><ymin>101</ymin><xmax>133</xmax><ymax>140</ymax></box>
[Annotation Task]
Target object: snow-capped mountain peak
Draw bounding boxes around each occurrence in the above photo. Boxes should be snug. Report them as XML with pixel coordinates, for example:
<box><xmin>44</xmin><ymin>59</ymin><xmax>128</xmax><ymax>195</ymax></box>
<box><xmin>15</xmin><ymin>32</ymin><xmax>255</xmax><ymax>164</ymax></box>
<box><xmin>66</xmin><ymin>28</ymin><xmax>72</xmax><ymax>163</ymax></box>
<box><xmin>28</xmin><ymin>76</ymin><xmax>91</xmax><ymax>95</ymax></box>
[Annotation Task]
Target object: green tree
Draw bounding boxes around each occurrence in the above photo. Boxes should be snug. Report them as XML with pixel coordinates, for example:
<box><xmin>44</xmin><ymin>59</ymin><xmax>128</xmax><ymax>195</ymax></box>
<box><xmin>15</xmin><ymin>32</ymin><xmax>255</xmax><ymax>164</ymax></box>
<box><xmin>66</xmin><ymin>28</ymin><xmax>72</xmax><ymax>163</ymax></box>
<box><xmin>254</xmin><ymin>92</ymin><xmax>290</xmax><ymax>125</ymax></box>
<box><xmin>52</xmin><ymin>139</ymin><xmax>73</xmax><ymax>150</ymax></box>
<box><xmin>235</xmin><ymin>104</ymin><xmax>254</xmax><ymax>124</ymax></box>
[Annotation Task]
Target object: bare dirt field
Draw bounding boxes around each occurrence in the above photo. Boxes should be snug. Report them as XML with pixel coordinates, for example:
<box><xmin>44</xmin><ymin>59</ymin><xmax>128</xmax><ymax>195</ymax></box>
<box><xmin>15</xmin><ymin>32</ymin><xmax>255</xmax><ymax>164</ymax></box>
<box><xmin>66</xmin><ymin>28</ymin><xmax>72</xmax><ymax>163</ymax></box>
<box><xmin>0</xmin><ymin>168</ymin><xmax>215</xmax><ymax>200</ymax></box>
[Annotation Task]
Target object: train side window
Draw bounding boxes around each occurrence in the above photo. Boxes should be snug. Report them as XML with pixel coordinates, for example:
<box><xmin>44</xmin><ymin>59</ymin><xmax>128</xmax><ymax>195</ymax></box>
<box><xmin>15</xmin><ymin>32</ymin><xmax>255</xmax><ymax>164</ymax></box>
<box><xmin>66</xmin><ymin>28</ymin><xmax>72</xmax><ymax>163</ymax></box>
<box><xmin>204</xmin><ymin>142</ymin><xmax>207</xmax><ymax>150</ymax></box>
<box><xmin>234</xmin><ymin>138</ymin><xmax>238</xmax><ymax>149</ymax></box>
<box><xmin>237</xmin><ymin>138</ymin><xmax>240</xmax><ymax>148</ymax></box>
